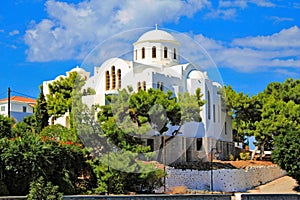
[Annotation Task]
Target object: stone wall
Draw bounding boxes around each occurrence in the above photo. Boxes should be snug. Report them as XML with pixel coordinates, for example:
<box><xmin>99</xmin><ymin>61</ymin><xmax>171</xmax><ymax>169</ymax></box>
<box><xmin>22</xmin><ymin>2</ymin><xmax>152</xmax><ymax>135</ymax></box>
<box><xmin>165</xmin><ymin>166</ymin><xmax>286</xmax><ymax>192</ymax></box>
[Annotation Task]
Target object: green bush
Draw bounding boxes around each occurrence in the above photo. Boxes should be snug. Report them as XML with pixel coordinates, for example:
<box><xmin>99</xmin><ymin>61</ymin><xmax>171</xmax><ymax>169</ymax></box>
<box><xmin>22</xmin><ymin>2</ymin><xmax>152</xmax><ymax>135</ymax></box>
<box><xmin>239</xmin><ymin>152</ymin><xmax>250</xmax><ymax>160</ymax></box>
<box><xmin>273</xmin><ymin>128</ymin><xmax>300</xmax><ymax>186</ymax></box>
<box><xmin>229</xmin><ymin>154</ymin><xmax>235</xmax><ymax>161</ymax></box>
<box><xmin>27</xmin><ymin>177</ymin><xmax>63</xmax><ymax>200</ymax></box>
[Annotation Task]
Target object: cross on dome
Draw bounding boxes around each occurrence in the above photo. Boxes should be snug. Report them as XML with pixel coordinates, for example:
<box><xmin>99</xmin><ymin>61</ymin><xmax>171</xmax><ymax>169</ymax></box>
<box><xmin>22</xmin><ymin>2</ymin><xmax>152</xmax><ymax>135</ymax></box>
<box><xmin>155</xmin><ymin>23</ymin><xmax>158</xmax><ymax>30</ymax></box>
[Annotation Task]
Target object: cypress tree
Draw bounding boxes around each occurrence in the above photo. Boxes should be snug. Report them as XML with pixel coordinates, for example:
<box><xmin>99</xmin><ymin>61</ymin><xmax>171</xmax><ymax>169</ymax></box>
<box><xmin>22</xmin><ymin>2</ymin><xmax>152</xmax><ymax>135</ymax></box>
<box><xmin>34</xmin><ymin>85</ymin><xmax>49</xmax><ymax>133</ymax></box>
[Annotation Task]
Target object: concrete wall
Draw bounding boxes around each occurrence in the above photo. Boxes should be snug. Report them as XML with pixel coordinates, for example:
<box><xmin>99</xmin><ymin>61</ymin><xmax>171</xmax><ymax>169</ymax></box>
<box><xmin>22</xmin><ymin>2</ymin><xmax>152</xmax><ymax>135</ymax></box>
<box><xmin>165</xmin><ymin>166</ymin><xmax>286</xmax><ymax>192</ymax></box>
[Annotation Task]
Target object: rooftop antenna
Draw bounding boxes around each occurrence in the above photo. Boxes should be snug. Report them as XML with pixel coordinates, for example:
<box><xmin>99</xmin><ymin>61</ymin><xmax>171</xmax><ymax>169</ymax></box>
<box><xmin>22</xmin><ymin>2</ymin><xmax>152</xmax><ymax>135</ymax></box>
<box><xmin>155</xmin><ymin>23</ymin><xmax>158</xmax><ymax>30</ymax></box>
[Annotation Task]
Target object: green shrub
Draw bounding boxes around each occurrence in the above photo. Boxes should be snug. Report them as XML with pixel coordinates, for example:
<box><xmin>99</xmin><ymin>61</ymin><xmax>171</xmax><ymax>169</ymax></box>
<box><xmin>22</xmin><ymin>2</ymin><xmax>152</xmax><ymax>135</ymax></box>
<box><xmin>229</xmin><ymin>154</ymin><xmax>235</xmax><ymax>161</ymax></box>
<box><xmin>239</xmin><ymin>152</ymin><xmax>250</xmax><ymax>160</ymax></box>
<box><xmin>272</xmin><ymin>129</ymin><xmax>300</xmax><ymax>187</ymax></box>
<box><xmin>27</xmin><ymin>177</ymin><xmax>63</xmax><ymax>200</ymax></box>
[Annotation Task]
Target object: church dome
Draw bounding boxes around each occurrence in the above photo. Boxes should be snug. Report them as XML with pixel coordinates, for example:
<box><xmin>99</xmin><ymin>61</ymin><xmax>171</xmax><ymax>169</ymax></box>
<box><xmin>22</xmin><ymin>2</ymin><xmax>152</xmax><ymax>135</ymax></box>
<box><xmin>136</xmin><ymin>29</ymin><xmax>178</xmax><ymax>44</ymax></box>
<box><xmin>70</xmin><ymin>66</ymin><xmax>86</xmax><ymax>73</ymax></box>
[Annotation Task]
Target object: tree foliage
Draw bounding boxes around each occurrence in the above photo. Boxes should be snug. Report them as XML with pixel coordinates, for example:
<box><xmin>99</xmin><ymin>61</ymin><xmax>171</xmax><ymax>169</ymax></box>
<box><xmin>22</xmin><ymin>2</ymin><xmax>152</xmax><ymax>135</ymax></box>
<box><xmin>0</xmin><ymin>114</ymin><xmax>14</xmax><ymax>138</ymax></box>
<box><xmin>90</xmin><ymin>87</ymin><xmax>205</xmax><ymax>194</ymax></box>
<box><xmin>0</xmin><ymin>125</ymin><xmax>96</xmax><ymax>195</ymax></box>
<box><xmin>34</xmin><ymin>85</ymin><xmax>49</xmax><ymax>133</ymax></box>
<box><xmin>46</xmin><ymin>72</ymin><xmax>83</xmax><ymax>119</ymax></box>
<box><xmin>225</xmin><ymin>78</ymin><xmax>300</xmax><ymax>164</ymax></box>
<box><xmin>272</xmin><ymin>128</ymin><xmax>300</xmax><ymax>185</ymax></box>
<box><xmin>27</xmin><ymin>176</ymin><xmax>63</xmax><ymax>200</ymax></box>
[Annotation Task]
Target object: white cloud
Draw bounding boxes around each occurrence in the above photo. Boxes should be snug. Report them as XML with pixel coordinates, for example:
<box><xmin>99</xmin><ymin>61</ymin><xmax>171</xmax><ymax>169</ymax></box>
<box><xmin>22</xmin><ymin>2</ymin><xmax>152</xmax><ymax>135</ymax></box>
<box><xmin>9</xmin><ymin>30</ymin><xmax>20</xmax><ymax>36</ymax></box>
<box><xmin>23</xmin><ymin>0</ymin><xmax>300</xmax><ymax>73</ymax></box>
<box><xmin>268</xmin><ymin>16</ymin><xmax>294</xmax><ymax>24</ymax></box>
<box><xmin>248</xmin><ymin>0</ymin><xmax>275</xmax><ymax>7</ymax></box>
<box><xmin>219</xmin><ymin>0</ymin><xmax>275</xmax><ymax>8</ymax></box>
<box><xmin>231</xmin><ymin>26</ymin><xmax>300</xmax><ymax>49</ymax></box>
<box><xmin>219</xmin><ymin>0</ymin><xmax>248</xmax><ymax>9</ymax></box>
<box><xmin>25</xmin><ymin>0</ymin><xmax>210</xmax><ymax>62</ymax></box>
<box><xmin>205</xmin><ymin>8</ymin><xmax>237</xmax><ymax>19</ymax></box>
<box><xmin>273</xmin><ymin>69</ymin><xmax>298</xmax><ymax>77</ymax></box>
<box><xmin>206</xmin><ymin>0</ymin><xmax>275</xmax><ymax>20</ymax></box>
<box><xmin>191</xmin><ymin>26</ymin><xmax>300</xmax><ymax>72</ymax></box>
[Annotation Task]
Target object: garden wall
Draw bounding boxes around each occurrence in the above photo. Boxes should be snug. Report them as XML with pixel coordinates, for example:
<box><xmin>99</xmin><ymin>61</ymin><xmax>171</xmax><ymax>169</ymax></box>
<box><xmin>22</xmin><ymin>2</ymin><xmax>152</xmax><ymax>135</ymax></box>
<box><xmin>165</xmin><ymin>166</ymin><xmax>286</xmax><ymax>192</ymax></box>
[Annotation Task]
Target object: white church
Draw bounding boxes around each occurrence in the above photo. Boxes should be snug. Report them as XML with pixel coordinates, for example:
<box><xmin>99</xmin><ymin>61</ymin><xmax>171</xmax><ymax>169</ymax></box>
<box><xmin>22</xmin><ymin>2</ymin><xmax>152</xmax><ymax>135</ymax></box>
<box><xmin>43</xmin><ymin>27</ymin><xmax>234</xmax><ymax>163</ymax></box>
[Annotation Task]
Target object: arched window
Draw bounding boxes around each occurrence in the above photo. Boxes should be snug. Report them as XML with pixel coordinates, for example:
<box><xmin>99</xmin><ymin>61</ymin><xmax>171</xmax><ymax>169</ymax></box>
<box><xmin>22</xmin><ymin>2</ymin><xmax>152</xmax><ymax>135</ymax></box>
<box><xmin>135</xmin><ymin>49</ymin><xmax>137</xmax><ymax>60</ymax></box>
<box><xmin>156</xmin><ymin>82</ymin><xmax>163</xmax><ymax>90</ymax></box>
<box><xmin>173</xmin><ymin>48</ymin><xmax>176</xmax><ymax>59</ymax></box>
<box><xmin>117</xmin><ymin>69</ymin><xmax>121</xmax><ymax>89</ymax></box>
<box><xmin>105</xmin><ymin>71</ymin><xmax>110</xmax><ymax>90</ymax></box>
<box><xmin>207</xmin><ymin>90</ymin><xmax>211</xmax><ymax>120</ymax></box>
<box><xmin>137</xmin><ymin>82</ymin><xmax>141</xmax><ymax>91</ymax></box>
<box><xmin>142</xmin><ymin>81</ymin><xmax>146</xmax><ymax>91</ymax></box>
<box><xmin>164</xmin><ymin>47</ymin><xmax>168</xmax><ymax>58</ymax></box>
<box><xmin>111</xmin><ymin>66</ymin><xmax>116</xmax><ymax>89</ymax></box>
<box><xmin>152</xmin><ymin>46</ymin><xmax>156</xmax><ymax>58</ymax></box>
<box><xmin>142</xmin><ymin>47</ymin><xmax>145</xmax><ymax>59</ymax></box>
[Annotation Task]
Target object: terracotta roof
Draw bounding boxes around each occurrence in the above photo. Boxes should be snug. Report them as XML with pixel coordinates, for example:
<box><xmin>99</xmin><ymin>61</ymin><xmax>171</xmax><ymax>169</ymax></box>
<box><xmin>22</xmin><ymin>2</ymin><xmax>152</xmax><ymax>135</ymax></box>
<box><xmin>0</xmin><ymin>96</ymin><xmax>36</xmax><ymax>104</ymax></box>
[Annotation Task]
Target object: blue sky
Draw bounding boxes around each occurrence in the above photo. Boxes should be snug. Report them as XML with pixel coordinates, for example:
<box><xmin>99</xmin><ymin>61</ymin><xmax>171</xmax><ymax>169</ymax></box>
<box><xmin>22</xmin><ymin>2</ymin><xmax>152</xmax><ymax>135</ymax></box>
<box><xmin>0</xmin><ymin>0</ymin><xmax>299</xmax><ymax>99</ymax></box>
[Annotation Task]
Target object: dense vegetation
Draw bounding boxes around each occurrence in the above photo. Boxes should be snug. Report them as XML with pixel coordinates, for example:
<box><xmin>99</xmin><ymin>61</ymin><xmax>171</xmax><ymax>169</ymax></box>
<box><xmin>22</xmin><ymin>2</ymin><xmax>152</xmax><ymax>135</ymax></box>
<box><xmin>0</xmin><ymin>72</ymin><xmax>205</xmax><ymax>196</ymax></box>
<box><xmin>0</xmin><ymin>71</ymin><xmax>299</xmax><ymax>195</ymax></box>
<box><xmin>224</xmin><ymin>78</ymin><xmax>300</xmax><ymax>185</ymax></box>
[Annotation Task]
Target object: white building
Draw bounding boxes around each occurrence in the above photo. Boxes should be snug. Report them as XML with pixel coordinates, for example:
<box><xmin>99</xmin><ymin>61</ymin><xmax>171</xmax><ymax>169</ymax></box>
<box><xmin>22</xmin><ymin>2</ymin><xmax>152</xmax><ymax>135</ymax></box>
<box><xmin>44</xmin><ymin>28</ymin><xmax>234</xmax><ymax>162</ymax></box>
<box><xmin>0</xmin><ymin>96</ymin><xmax>36</xmax><ymax>122</ymax></box>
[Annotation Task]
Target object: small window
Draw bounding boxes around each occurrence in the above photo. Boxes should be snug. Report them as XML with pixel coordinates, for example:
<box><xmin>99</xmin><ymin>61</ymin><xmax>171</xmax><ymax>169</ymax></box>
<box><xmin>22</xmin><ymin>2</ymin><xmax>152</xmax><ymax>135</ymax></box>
<box><xmin>0</xmin><ymin>106</ymin><xmax>5</xmax><ymax>111</ymax></box>
<box><xmin>147</xmin><ymin>139</ymin><xmax>154</xmax><ymax>151</ymax></box>
<box><xmin>111</xmin><ymin>66</ymin><xmax>116</xmax><ymax>89</ymax></box>
<box><xmin>207</xmin><ymin>90</ymin><xmax>211</xmax><ymax>120</ymax></box>
<box><xmin>152</xmin><ymin>46</ymin><xmax>156</xmax><ymax>58</ymax></box>
<box><xmin>173</xmin><ymin>48</ymin><xmax>176</xmax><ymax>59</ymax></box>
<box><xmin>135</xmin><ymin>49</ymin><xmax>137</xmax><ymax>60</ymax></box>
<box><xmin>117</xmin><ymin>69</ymin><xmax>121</xmax><ymax>89</ymax></box>
<box><xmin>196</xmin><ymin>138</ymin><xmax>202</xmax><ymax>151</ymax></box>
<box><xmin>164</xmin><ymin>47</ymin><xmax>168</xmax><ymax>58</ymax></box>
<box><xmin>105</xmin><ymin>71</ymin><xmax>110</xmax><ymax>90</ymax></box>
<box><xmin>225</xmin><ymin>122</ymin><xmax>227</xmax><ymax>135</ymax></box>
<box><xmin>137</xmin><ymin>82</ymin><xmax>141</xmax><ymax>91</ymax></box>
<box><xmin>142</xmin><ymin>47</ymin><xmax>145</xmax><ymax>59</ymax></box>
<box><xmin>142</xmin><ymin>81</ymin><xmax>146</xmax><ymax>91</ymax></box>
<box><xmin>22</xmin><ymin>106</ymin><xmax>27</xmax><ymax>113</ymax></box>
<box><xmin>51</xmin><ymin>117</ymin><xmax>55</xmax><ymax>125</ymax></box>
<box><xmin>157</xmin><ymin>82</ymin><xmax>163</xmax><ymax>90</ymax></box>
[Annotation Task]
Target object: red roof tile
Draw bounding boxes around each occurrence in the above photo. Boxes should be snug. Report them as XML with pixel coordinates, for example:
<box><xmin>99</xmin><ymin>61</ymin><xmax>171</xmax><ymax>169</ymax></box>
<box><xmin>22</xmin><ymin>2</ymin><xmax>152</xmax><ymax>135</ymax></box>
<box><xmin>0</xmin><ymin>96</ymin><xmax>36</xmax><ymax>104</ymax></box>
